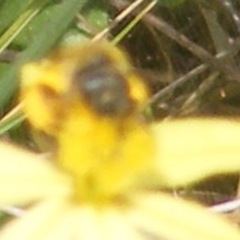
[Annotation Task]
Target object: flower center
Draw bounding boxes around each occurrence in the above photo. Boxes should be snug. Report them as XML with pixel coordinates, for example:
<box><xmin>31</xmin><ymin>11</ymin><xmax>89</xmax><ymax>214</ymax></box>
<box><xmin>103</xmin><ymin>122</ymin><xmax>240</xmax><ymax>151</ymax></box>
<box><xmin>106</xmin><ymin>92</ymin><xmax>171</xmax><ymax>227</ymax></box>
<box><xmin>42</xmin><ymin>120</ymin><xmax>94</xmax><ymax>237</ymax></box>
<box><xmin>56</xmin><ymin>109</ymin><xmax>156</xmax><ymax>204</ymax></box>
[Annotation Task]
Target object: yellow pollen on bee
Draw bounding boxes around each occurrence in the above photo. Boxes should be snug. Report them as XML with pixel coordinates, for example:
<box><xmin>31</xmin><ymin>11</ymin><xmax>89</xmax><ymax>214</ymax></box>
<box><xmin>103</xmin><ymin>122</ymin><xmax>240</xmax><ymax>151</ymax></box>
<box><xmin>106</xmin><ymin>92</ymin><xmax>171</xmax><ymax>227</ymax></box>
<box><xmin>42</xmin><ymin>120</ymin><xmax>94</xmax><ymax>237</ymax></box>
<box><xmin>20</xmin><ymin>41</ymin><xmax>155</xmax><ymax>204</ymax></box>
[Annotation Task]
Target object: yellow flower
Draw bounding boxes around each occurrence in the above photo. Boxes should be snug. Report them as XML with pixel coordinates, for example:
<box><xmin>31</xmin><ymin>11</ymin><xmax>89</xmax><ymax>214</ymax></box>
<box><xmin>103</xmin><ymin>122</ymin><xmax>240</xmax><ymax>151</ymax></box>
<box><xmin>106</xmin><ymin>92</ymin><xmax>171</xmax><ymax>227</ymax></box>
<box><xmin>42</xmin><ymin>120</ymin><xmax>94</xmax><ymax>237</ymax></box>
<box><xmin>1</xmin><ymin>119</ymin><xmax>240</xmax><ymax>240</ymax></box>
<box><xmin>1</xmin><ymin>42</ymin><xmax>240</xmax><ymax>240</ymax></box>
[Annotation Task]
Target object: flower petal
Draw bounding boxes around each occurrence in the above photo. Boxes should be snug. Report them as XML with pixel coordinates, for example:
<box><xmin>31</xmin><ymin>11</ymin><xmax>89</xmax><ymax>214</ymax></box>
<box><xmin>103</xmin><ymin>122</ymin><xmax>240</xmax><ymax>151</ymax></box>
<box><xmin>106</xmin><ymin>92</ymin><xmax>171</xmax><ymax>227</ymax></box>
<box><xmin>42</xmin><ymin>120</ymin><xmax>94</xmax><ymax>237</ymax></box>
<box><xmin>0</xmin><ymin>142</ymin><xmax>72</xmax><ymax>206</ymax></box>
<box><xmin>74</xmin><ymin>205</ymin><xmax>144</xmax><ymax>240</ymax></box>
<box><xmin>0</xmin><ymin>198</ymin><xmax>70</xmax><ymax>240</ymax></box>
<box><xmin>74</xmin><ymin>206</ymin><xmax>103</xmax><ymax>240</ymax></box>
<box><xmin>99</xmin><ymin>207</ymin><xmax>145</xmax><ymax>240</ymax></box>
<box><xmin>151</xmin><ymin>119</ymin><xmax>240</xmax><ymax>187</ymax></box>
<box><xmin>129</xmin><ymin>192</ymin><xmax>240</xmax><ymax>240</ymax></box>
<box><xmin>35</xmin><ymin>203</ymin><xmax>79</xmax><ymax>240</ymax></box>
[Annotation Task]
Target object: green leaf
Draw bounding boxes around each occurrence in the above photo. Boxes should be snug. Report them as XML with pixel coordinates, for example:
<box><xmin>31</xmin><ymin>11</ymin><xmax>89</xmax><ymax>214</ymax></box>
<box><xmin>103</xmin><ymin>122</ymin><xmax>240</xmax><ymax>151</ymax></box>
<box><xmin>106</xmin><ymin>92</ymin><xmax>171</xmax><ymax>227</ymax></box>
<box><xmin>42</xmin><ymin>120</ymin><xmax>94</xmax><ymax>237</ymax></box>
<box><xmin>0</xmin><ymin>107</ymin><xmax>25</xmax><ymax>136</ymax></box>
<box><xmin>0</xmin><ymin>0</ymin><xmax>33</xmax><ymax>34</ymax></box>
<box><xmin>0</xmin><ymin>0</ymin><xmax>87</xmax><ymax>109</ymax></box>
<box><xmin>81</xmin><ymin>1</ymin><xmax>109</xmax><ymax>32</ymax></box>
<box><xmin>0</xmin><ymin>0</ymin><xmax>51</xmax><ymax>54</ymax></box>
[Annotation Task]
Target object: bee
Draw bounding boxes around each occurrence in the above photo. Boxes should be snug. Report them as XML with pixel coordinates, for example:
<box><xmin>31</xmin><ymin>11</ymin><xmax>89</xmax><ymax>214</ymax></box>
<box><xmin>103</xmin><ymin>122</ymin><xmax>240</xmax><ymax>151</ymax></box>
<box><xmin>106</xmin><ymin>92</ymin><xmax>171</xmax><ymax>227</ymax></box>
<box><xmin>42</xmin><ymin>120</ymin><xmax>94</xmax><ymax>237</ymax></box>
<box><xmin>20</xmin><ymin>41</ymin><xmax>156</xmax><ymax>199</ymax></box>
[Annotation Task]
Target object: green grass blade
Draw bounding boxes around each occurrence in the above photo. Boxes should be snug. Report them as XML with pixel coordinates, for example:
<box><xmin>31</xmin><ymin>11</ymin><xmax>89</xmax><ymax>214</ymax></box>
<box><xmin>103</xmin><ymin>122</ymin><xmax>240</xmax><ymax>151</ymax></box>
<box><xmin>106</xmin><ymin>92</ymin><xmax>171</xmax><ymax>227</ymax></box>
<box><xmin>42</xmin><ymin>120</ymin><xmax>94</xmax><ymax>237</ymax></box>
<box><xmin>0</xmin><ymin>0</ymin><xmax>87</xmax><ymax>108</ymax></box>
